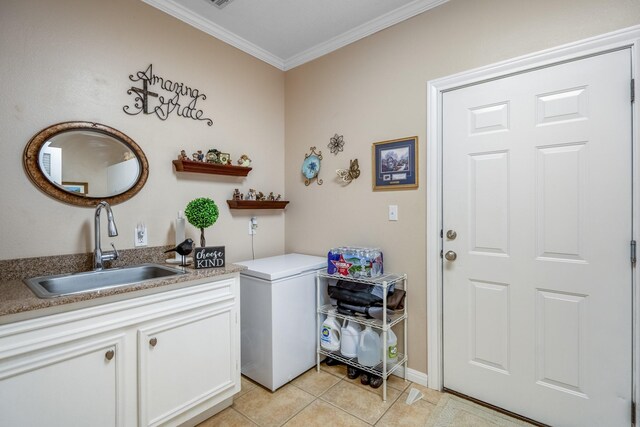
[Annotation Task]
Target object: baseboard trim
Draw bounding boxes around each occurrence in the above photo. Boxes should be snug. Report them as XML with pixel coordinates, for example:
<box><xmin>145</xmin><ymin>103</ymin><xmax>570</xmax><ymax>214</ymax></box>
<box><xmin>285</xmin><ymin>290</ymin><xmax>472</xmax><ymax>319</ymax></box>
<box><xmin>391</xmin><ymin>367</ymin><xmax>429</xmax><ymax>388</ymax></box>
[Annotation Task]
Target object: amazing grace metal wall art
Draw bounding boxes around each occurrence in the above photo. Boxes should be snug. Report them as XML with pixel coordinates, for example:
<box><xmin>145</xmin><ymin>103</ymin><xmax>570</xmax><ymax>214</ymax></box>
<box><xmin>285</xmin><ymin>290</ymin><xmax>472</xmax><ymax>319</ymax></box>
<box><xmin>123</xmin><ymin>64</ymin><xmax>213</xmax><ymax>126</ymax></box>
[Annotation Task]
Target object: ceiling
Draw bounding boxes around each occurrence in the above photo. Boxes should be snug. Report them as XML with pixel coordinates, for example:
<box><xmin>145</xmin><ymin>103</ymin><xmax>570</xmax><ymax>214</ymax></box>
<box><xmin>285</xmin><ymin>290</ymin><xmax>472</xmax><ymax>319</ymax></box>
<box><xmin>142</xmin><ymin>0</ymin><xmax>448</xmax><ymax>70</ymax></box>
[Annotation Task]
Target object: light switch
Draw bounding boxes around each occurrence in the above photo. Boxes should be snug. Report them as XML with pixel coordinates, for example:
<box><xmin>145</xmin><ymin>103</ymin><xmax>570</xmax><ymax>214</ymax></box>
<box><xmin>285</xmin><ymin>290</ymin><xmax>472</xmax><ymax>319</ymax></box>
<box><xmin>388</xmin><ymin>205</ymin><xmax>398</xmax><ymax>221</ymax></box>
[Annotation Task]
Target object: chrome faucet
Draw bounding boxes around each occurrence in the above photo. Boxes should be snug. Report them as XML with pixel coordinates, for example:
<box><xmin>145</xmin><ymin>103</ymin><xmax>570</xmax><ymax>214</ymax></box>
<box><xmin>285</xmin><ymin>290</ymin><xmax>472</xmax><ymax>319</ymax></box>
<box><xmin>94</xmin><ymin>201</ymin><xmax>119</xmax><ymax>270</ymax></box>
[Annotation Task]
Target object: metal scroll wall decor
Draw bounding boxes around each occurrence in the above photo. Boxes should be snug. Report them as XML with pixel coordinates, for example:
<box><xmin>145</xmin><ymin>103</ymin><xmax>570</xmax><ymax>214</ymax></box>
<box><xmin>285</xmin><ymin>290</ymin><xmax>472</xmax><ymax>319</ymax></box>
<box><xmin>301</xmin><ymin>147</ymin><xmax>323</xmax><ymax>186</ymax></box>
<box><xmin>328</xmin><ymin>133</ymin><xmax>345</xmax><ymax>155</ymax></box>
<box><xmin>123</xmin><ymin>64</ymin><xmax>213</xmax><ymax>126</ymax></box>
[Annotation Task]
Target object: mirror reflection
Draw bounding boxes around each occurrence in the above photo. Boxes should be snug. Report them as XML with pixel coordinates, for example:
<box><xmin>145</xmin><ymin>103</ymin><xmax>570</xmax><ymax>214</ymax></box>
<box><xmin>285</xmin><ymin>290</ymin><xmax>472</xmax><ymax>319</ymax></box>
<box><xmin>24</xmin><ymin>122</ymin><xmax>148</xmax><ymax>207</ymax></box>
<box><xmin>39</xmin><ymin>131</ymin><xmax>140</xmax><ymax>197</ymax></box>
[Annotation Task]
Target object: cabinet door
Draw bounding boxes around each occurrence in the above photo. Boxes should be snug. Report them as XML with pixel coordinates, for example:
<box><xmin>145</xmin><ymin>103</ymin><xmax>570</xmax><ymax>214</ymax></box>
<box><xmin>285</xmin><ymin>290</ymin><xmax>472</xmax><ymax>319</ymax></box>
<box><xmin>0</xmin><ymin>334</ymin><xmax>125</xmax><ymax>427</ymax></box>
<box><xmin>137</xmin><ymin>300</ymin><xmax>238</xmax><ymax>426</ymax></box>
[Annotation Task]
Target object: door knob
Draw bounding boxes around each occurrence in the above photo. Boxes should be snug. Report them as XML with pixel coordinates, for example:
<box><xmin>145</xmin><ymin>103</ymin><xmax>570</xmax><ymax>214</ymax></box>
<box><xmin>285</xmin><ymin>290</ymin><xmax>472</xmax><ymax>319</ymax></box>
<box><xmin>105</xmin><ymin>349</ymin><xmax>115</xmax><ymax>361</ymax></box>
<box><xmin>149</xmin><ymin>337</ymin><xmax>158</xmax><ymax>347</ymax></box>
<box><xmin>446</xmin><ymin>230</ymin><xmax>457</xmax><ymax>240</ymax></box>
<box><xmin>444</xmin><ymin>250</ymin><xmax>457</xmax><ymax>261</ymax></box>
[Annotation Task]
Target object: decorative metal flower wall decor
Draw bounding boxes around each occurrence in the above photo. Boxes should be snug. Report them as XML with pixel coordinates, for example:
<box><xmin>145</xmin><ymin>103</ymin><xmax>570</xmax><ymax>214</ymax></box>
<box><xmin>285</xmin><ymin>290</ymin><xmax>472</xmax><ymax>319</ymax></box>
<box><xmin>302</xmin><ymin>146</ymin><xmax>323</xmax><ymax>186</ymax></box>
<box><xmin>328</xmin><ymin>134</ymin><xmax>345</xmax><ymax>155</ymax></box>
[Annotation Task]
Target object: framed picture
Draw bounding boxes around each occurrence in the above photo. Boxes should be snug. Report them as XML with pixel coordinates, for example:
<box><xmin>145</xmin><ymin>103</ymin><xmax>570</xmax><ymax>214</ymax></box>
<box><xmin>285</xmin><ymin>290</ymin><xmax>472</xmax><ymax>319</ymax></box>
<box><xmin>61</xmin><ymin>181</ymin><xmax>89</xmax><ymax>195</ymax></box>
<box><xmin>372</xmin><ymin>136</ymin><xmax>418</xmax><ymax>191</ymax></box>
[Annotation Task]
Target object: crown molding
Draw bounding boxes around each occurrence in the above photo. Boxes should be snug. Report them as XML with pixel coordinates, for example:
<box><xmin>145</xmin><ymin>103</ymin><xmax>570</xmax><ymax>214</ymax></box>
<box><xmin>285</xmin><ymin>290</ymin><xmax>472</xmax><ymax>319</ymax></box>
<box><xmin>283</xmin><ymin>0</ymin><xmax>449</xmax><ymax>70</ymax></box>
<box><xmin>141</xmin><ymin>0</ymin><xmax>286</xmax><ymax>69</ymax></box>
<box><xmin>142</xmin><ymin>0</ymin><xmax>448</xmax><ymax>71</ymax></box>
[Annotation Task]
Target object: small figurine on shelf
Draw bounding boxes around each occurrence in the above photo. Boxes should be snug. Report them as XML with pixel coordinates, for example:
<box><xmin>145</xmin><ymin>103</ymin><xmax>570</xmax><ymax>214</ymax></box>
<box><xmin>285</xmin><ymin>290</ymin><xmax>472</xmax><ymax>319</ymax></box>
<box><xmin>192</xmin><ymin>150</ymin><xmax>204</xmax><ymax>162</ymax></box>
<box><xmin>218</xmin><ymin>153</ymin><xmax>230</xmax><ymax>164</ymax></box>
<box><xmin>237</xmin><ymin>154</ymin><xmax>252</xmax><ymax>167</ymax></box>
<box><xmin>267</xmin><ymin>192</ymin><xmax>276</xmax><ymax>201</ymax></box>
<box><xmin>206</xmin><ymin>149</ymin><xmax>219</xmax><ymax>163</ymax></box>
<box><xmin>275</xmin><ymin>194</ymin><xmax>282</xmax><ymax>201</ymax></box>
<box><xmin>257</xmin><ymin>191</ymin><xmax>266</xmax><ymax>201</ymax></box>
<box><xmin>232</xmin><ymin>188</ymin><xmax>242</xmax><ymax>200</ymax></box>
<box><xmin>246</xmin><ymin>189</ymin><xmax>257</xmax><ymax>200</ymax></box>
<box><xmin>178</xmin><ymin>150</ymin><xmax>189</xmax><ymax>161</ymax></box>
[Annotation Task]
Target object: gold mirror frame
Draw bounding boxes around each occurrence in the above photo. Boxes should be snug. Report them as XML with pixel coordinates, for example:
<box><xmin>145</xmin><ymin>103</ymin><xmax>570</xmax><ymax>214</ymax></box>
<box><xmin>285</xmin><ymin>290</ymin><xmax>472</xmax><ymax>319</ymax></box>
<box><xmin>23</xmin><ymin>121</ymin><xmax>149</xmax><ymax>207</ymax></box>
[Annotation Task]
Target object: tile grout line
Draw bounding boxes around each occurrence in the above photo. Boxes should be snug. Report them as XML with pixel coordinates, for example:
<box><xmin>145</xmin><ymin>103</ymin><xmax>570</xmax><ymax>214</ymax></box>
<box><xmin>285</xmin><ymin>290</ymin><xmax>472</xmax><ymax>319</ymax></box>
<box><xmin>318</xmin><ymin>396</ymin><xmax>375</xmax><ymax>426</ymax></box>
<box><xmin>316</xmin><ymin>376</ymin><xmax>375</xmax><ymax>425</ymax></box>
<box><xmin>372</xmin><ymin>387</ymin><xmax>406</xmax><ymax>426</ymax></box>
<box><xmin>319</xmin><ymin>366</ymin><xmax>348</xmax><ymax>380</ymax></box>
<box><xmin>372</xmin><ymin>381</ymin><xmax>405</xmax><ymax>426</ymax></box>
<box><xmin>233</xmin><ymin>406</ymin><xmax>261</xmax><ymax>426</ymax></box>
<box><xmin>234</xmin><ymin>369</ymin><xmax>407</xmax><ymax>426</ymax></box>
<box><xmin>231</xmin><ymin>389</ymin><xmax>264</xmax><ymax>427</ymax></box>
<box><xmin>318</xmin><ymin>377</ymin><xmax>405</xmax><ymax>426</ymax></box>
<box><xmin>276</xmin><ymin>383</ymin><xmax>322</xmax><ymax>427</ymax></box>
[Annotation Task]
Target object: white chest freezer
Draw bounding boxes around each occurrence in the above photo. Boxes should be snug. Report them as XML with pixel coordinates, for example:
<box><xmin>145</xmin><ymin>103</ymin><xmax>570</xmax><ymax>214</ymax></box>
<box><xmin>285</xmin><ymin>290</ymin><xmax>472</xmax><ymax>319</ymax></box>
<box><xmin>236</xmin><ymin>253</ymin><xmax>325</xmax><ymax>391</ymax></box>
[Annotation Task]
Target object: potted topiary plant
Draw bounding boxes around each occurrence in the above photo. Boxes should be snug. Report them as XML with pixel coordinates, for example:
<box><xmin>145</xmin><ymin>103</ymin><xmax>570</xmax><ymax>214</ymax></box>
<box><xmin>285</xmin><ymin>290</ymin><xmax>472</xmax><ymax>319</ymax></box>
<box><xmin>185</xmin><ymin>197</ymin><xmax>219</xmax><ymax>247</ymax></box>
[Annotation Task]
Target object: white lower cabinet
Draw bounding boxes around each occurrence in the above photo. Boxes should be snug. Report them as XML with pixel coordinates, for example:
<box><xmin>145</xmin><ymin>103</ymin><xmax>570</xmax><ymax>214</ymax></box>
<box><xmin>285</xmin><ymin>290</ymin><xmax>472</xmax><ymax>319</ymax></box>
<box><xmin>138</xmin><ymin>301</ymin><xmax>237</xmax><ymax>426</ymax></box>
<box><xmin>0</xmin><ymin>333</ymin><xmax>125</xmax><ymax>427</ymax></box>
<box><xmin>0</xmin><ymin>275</ymin><xmax>240</xmax><ymax>427</ymax></box>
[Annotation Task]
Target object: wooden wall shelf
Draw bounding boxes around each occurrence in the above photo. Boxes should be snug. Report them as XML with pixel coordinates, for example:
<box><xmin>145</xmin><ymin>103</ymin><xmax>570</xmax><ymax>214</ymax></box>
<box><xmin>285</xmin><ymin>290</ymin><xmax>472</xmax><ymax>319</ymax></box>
<box><xmin>227</xmin><ymin>200</ymin><xmax>289</xmax><ymax>210</ymax></box>
<box><xmin>172</xmin><ymin>159</ymin><xmax>252</xmax><ymax>177</ymax></box>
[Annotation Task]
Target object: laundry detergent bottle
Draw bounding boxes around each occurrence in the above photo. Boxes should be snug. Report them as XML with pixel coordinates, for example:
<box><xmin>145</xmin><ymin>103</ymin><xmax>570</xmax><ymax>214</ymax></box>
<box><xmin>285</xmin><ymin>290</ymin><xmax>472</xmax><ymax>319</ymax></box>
<box><xmin>340</xmin><ymin>319</ymin><xmax>362</xmax><ymax>358</ymax></box>
<box><xmin>357</xmin><ymin>325</ymin><xmax>381</xmax><ymax>366</ymax></box>
<box><xmin>380</xmin><ymin>328</ymin><xmax>398</xmax><ymax>364</ymax></box>
<box><xmin>320</xmin><ymin>314</ymin><xmax>341</xmax><ymax>351</ymax></box>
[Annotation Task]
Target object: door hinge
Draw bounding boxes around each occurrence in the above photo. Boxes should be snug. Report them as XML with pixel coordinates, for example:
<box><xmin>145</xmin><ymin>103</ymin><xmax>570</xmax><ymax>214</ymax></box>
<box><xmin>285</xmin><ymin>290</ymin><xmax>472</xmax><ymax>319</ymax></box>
<box><xmin>632</xmin><ymin>79</ymin><xmax>635</xmax><ymax>103</ymax></box>
<box><xmin>440</xmin><ymin>229</ymin><xmax>443</xmax><ymax>238</ymax></box>
<box><xmin>632</xmin><ymin>240</ymin><xmax>637</xmax><ymax>267</ymax></box>
<box><xmin>632</xmin><ymin>400</ymin><xmax>636</xmax><ymax>425</ymax></box>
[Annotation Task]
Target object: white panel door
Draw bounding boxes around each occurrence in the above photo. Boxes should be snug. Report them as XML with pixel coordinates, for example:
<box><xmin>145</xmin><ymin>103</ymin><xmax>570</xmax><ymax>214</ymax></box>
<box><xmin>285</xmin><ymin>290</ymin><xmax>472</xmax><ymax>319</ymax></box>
<box><xmin>442</xmin><ymin>49</ymin><xmax>632</xmax><ymax>426</ymax></box>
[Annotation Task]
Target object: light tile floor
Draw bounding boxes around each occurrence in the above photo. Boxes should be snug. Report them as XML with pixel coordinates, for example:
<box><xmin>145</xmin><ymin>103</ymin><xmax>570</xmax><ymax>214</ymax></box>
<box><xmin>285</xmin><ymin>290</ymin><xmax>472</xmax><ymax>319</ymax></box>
<box><xmin>197</xmin><ymin>363</ymin><xmax>535</xmax><ymax>426</ymax></box>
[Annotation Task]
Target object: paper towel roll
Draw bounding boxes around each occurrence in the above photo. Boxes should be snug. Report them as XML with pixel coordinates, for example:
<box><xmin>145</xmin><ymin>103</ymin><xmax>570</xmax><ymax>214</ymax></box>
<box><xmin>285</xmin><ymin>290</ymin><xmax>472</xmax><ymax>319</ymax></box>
<box><xmin>174</xmin><ymin>211</ymin><xmax>185</xmax><ymax>261</ymax></box>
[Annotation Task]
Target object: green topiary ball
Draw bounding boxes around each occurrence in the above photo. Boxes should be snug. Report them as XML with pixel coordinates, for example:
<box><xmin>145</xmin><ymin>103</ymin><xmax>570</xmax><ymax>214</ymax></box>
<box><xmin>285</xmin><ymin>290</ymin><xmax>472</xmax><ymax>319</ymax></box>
<box><xmin>185</xmin><ymin>197</ymin><xmax>219</xmax><ymax>229</ymax></box>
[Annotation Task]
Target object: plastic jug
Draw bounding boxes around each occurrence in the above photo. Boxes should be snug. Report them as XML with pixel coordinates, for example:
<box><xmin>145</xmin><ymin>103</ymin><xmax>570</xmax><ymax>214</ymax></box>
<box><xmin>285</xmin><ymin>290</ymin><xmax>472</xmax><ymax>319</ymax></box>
<box><xmin>340</xmin><ymin>319</ymin><xmax>362</xmax><ymax>358</ymax></box>
<box><xmin>357</xmin><ymin>325</ymin><xmax>381</xmax><ymax>366</ymax></box>
<box><xmin>320</xmin><ymin>314</ymin><xmax>341</xmax><ymax>351</ymax></box>
<box><xmin>380</xmin><ymin>328</ymin><xmax>398</xmax><ymax>364</ymax></box>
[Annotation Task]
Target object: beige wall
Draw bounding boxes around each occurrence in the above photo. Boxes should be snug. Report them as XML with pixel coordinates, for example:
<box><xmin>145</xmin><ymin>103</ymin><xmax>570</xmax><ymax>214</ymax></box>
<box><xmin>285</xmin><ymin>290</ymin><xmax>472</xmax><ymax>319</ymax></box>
<box><xmin>2</xmin><ymin>0</ymin><xmax>639</xmax><ymax>378</ymax></box>
<box><xmin>0</xmin><ymin>0</ymin><xmax>285</xmax><ymax>262</ymax></box>
<box><xmin>284</xmin><ymin>0</ymin><xmax>640</xmax><ymax>374</ymax></box>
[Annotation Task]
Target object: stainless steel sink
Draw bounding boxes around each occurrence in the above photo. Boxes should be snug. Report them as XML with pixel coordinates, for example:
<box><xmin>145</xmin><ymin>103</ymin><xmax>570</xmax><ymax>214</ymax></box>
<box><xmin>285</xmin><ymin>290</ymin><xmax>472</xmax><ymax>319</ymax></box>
<box><xmin>24</xmin><ymin>263</ymin><xmax>186</xmax><ymax>299</ymax></box>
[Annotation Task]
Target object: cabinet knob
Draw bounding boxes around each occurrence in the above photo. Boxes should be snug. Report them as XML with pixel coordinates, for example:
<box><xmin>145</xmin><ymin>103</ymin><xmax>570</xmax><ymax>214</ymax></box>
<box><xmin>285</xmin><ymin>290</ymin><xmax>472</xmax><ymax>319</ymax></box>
<box><xmin>149</xmin><ymin>337</ymin><xmax>158</xmax><ymax>347</ymax></box>
<box><xmin>105</xmin><ymin>349</ymin><xmax>115</xmax><ymax>361</ymax></box>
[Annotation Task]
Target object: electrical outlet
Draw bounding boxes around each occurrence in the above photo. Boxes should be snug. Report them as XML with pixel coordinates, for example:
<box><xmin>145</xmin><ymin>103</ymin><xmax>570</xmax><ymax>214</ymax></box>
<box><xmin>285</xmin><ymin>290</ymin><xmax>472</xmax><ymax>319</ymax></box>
<box><xmin>135</xmin><ymin>223</ymin><xmax>148</xmax><ymax>246</ymax></box>
<box><xmin>388</xmin><ymin>205</ymin><xmax>398</xmax><ymax>221</ymax></box>
<box><xmin>249</xmin><ymin>217</ymin><xmax>258</xmax><ymax>235</ymax></box>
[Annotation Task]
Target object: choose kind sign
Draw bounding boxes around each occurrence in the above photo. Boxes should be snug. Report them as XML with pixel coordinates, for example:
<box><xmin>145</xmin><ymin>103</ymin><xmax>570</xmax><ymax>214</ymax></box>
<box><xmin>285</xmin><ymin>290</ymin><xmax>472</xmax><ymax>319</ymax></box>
<box><xmin>194</xmin><ymin>246</ymin><xmax>226</xmax><ymax>270</ymax></box>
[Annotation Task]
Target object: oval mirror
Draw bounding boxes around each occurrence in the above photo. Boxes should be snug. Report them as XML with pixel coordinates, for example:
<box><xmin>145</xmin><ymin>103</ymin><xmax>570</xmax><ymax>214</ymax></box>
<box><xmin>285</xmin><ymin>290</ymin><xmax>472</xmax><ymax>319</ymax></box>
<box><xmin>23</xmin><ymin>122</ymin><xmax>149</xmax><ymax>207</ymax></box>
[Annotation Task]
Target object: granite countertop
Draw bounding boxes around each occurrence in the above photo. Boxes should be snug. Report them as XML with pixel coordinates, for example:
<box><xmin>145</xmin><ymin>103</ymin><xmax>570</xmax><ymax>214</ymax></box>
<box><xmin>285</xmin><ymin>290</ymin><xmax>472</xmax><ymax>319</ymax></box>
<box><xmin>0</xmin><ymin>246</ymin><xmax>247</xmax><ymax>325</ymax></box>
